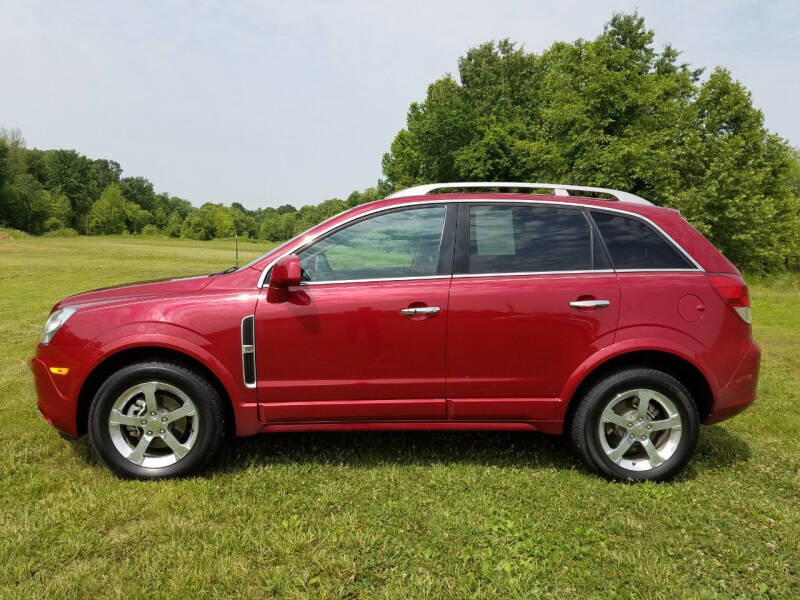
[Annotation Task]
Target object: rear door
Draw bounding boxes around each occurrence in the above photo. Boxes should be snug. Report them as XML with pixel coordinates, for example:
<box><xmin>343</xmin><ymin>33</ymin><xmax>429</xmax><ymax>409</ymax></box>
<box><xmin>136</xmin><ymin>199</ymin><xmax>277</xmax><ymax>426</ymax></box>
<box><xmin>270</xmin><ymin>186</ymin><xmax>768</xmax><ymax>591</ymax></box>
<box><xmin>445</xmin><ymin>202</ymin><xmax>620</xmax><ymax>421</ymax></box>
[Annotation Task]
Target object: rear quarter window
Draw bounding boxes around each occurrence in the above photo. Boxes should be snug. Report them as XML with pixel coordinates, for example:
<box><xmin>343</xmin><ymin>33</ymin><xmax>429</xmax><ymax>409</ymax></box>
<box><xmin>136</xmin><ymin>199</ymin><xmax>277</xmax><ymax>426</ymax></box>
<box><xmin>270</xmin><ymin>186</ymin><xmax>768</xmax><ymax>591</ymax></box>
<box><xmin>591</xmin><ymin>210</ymin><xmax>694</xmax><ymax>270</ymax></box>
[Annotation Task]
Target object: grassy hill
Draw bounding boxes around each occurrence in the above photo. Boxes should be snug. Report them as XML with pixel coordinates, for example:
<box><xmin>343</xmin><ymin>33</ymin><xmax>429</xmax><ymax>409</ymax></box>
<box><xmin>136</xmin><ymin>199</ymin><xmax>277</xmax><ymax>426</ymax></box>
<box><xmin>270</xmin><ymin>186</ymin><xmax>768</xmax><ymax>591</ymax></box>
<box><xmin>0</xmin><ymin>236</ymin><xmax>797</xmax><ymax>599</ymax></box>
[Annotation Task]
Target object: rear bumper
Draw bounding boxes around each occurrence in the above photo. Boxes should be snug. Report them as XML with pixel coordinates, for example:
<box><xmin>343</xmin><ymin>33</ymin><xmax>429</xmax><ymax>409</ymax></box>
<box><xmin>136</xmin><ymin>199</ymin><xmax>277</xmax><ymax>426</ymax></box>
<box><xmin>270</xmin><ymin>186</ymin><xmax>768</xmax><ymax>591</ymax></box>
<box><xmin>706</xmin><ymin>340</ymin><xmax>761</xmax><ymax>424</ymax></box>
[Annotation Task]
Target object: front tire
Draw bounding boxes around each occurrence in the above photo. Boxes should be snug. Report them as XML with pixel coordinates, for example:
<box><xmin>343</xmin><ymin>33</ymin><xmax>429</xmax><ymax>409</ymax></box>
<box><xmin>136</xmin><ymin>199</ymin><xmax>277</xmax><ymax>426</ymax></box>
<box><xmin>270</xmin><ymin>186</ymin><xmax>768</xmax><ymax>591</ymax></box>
<box><xmin>88</xmin><ymin>361</ymin><xmax>225</xmax><ymax>479</ymax></box>
<box><xmin>570</xmin><ymin>368</ymin><xmax>700</xmax><ymax>482</ymax></box>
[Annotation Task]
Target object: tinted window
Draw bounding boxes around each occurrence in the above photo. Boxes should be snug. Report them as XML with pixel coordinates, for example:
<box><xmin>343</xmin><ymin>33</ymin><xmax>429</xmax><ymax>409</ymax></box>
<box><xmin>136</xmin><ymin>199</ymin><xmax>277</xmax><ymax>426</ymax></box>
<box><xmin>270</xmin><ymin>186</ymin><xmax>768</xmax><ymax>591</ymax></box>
<box><xmin>297</xmin><ymin>206</ymin><xmax>446</xmax><ymax>282</ymax></box>
<box><xmin>467</xmin><ymin>205</ymin><xmax>610</xmax><ymax>274</ymax></box>
<box><xmin>591</xmin><ymin>211</ymin><xmax>693</xmax><ymax>270</ymax></box>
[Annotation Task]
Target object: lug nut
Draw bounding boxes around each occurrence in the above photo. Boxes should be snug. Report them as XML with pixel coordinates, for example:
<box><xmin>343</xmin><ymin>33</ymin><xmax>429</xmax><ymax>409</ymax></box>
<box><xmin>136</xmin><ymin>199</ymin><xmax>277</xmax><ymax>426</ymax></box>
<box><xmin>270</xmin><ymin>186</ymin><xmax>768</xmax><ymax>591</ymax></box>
<box><xmin>640</xmin><ymin>435</ymin><xmax>647</xmax><ymax>440</ymax></box>
<box><xmin>161</xmin><ymin>417</ymin><xmax>167</xmax><ymax>422</ymax></box>
<box><xmin>146</xmin><ymin>430</ymin><xmax>153</xmax><ymax>436</ymax></box>
<box><xmin>628</xmin><ymin>434</ymin><xmax>634</xmax><ymax>439</ymax></box>
<box><xmin>150</xmin><ymin>412</ymin><xmax>156</xmax><ymax>416</ymax></box>
<box><xmin>627</xmin><ymin>422</ymin><xmax>633</xmax><ymax>428</ymax></box>
<box><xmin>638</xmin><ymin>417</ymin><xmax>643</xmax><ymax>422</ymax></box>
<box><xmin>646</xmin><ymin>425</ymin><xmax>652</xmax><ymax>430</ymax></box>
<box><xmin>160</xmin><ymin>429</ymin><xmax>165</xmax><ymax>434</ymax></box>
<box><xmin>141</xmin><ymin>419</ymin><xmax>147</xmax><ymax>425</ymax></box>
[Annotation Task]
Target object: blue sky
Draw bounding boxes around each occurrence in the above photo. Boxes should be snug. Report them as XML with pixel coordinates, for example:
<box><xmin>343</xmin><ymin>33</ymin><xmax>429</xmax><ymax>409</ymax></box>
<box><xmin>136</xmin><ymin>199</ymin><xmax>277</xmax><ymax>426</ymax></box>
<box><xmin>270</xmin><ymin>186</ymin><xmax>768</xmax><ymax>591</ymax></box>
<box><xmin>1</xmin><ymin>0</ymin><xmax>798</xmax><ymax>209</ymax></box>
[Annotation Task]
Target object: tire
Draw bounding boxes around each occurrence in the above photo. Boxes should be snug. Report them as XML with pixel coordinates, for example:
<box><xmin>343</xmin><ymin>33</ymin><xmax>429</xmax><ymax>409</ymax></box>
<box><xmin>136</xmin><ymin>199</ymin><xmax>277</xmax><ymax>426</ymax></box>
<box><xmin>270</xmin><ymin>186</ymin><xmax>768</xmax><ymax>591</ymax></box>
<box><xmin>570</xmin><ymin>368</ymin><xmax>699</xmax><ymax>482</ymax></box>
<box><xmin>88</xmin><ymin>361</ymin><xmax>225</xmax><ymax>479</ymax></box>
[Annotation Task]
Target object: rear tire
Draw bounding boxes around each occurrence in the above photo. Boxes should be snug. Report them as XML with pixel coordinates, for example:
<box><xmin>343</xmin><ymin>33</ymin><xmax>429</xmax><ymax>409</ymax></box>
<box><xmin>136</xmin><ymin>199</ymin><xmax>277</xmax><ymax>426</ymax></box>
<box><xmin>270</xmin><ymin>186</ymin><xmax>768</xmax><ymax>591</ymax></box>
<box><xmin>570</xmin><ymin>368</ymin><xmax>699</xmax><ymax>482</ymax></box>
<box><xmin>88</xmin><ymin>361</ymin><xmax>225</xmax><ymax>479</ymax></box>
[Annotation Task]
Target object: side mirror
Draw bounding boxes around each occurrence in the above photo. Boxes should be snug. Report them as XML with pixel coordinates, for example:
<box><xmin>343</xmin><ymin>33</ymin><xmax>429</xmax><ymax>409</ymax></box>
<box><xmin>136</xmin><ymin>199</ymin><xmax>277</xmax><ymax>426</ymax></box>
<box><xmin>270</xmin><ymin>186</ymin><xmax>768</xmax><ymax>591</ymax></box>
<box><xmin>267</xmin><ymin>255</ymin><xmax>301</xmax><ymax>302</ymax></box>
<box><xmin>270</xmin><ymin>254</ymin><xmax>302</xmax><ymax>287</ymax></box>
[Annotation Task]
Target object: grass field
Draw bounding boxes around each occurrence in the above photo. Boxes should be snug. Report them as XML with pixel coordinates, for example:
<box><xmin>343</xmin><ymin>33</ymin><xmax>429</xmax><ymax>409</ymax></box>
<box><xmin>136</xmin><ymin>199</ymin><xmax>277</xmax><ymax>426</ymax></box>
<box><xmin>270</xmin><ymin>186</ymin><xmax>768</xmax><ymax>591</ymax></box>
<box><xmin>0</xmin><ymin>235</ymin><xmax>798</xmax><ymax>599</ymax></box>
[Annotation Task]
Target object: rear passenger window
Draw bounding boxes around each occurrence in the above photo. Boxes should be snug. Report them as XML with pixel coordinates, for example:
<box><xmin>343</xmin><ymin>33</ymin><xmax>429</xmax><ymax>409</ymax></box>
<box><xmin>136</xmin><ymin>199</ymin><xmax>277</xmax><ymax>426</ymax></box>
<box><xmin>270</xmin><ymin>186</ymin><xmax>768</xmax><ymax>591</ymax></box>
<box><xmin>591</xmin><ymin>211</ymin><xmax>693</xmax><ymax>270</ymax></box>
<box><xmin>468</xmin><ymin>205</ymin><xmax>610</xmax><ymax>274</ymax></box>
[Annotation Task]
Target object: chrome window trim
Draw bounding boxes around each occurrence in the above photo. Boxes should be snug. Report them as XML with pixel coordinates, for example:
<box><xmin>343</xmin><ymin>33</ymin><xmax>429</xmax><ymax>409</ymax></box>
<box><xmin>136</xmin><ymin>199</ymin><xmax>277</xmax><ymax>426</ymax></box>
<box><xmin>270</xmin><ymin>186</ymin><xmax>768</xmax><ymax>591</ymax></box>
<box><xmin>256</xmin><ymin>198</ymin><xmax>704</xmax><ymax>287</ymax></box>
<box><xmin>299</xmin><ymin>275</ymin><xmax>451</xmax><ymax>287</ymax></box>
<box><xmin>453</xmin><ymin>269</ymin><xmax>615</xmax><ymax>279</ymax></box>
<box><xmin>614</xmin><ymin>268</ymin><xmax>704</xmax><ymax>273</ymax></box>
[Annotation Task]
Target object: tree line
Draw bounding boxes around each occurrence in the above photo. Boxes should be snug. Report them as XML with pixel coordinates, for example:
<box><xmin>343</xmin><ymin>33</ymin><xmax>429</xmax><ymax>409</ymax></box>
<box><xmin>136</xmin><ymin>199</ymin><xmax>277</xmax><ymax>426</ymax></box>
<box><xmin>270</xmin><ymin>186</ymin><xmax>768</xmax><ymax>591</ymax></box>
<box><xmin>2</xmin><ymin>12</ymin><xmax>799</xmax><ymax>272</ymax></box>
<box><xmin>0</xmin><ymin>129</ymin><xmax>379</xmax><ymax>242</ymax></box>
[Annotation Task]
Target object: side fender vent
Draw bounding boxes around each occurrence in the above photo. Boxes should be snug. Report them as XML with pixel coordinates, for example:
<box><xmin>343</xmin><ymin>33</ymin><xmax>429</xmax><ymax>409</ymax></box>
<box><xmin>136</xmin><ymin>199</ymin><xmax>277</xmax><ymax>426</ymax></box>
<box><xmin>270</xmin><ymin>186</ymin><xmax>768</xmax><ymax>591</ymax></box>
<box><xmin>241</xmin><ymin>315</ymin><xmax>256</xmax><ymax>388</ymax></box>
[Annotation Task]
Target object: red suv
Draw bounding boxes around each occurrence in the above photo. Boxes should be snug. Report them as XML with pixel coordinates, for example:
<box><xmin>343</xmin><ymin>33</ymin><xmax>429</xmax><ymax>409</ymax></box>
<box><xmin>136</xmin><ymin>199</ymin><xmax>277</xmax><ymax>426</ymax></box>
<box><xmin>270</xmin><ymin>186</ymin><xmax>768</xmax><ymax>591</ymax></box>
<box><xmin>30</xmin><ymin>183</ymin><xmax>760</xmax><ymax>481</ymax></box>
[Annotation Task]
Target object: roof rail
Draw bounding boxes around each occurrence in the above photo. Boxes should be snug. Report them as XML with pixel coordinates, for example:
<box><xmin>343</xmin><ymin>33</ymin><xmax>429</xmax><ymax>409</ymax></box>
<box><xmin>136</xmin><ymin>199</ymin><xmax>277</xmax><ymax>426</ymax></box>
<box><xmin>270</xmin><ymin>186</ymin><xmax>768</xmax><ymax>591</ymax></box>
<box><xmin>385</xmin><ymin>182</ymin><xmax>653</xmax><ymax>206</ymax></box>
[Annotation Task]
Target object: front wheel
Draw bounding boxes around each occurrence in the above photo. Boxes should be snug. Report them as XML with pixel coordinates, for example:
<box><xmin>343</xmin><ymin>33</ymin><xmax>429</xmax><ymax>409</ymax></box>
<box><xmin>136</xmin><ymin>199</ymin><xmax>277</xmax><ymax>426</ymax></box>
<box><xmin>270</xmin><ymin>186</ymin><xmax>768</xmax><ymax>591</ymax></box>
<box><xmin>88</xmin><ymin>361</ymin><xmax>225</xmax><ymax>479</ymax></box>
<box><xmin>570</xmin><ymin>368</ymin><xmax>700</xmax><ymax>482</ymax></box>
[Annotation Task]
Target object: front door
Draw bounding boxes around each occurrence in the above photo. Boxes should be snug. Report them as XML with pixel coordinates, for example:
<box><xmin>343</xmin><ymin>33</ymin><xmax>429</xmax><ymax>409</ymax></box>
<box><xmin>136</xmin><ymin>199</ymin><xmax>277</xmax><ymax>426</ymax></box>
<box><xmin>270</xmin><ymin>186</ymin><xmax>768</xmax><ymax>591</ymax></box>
<box><xmin>254</xmin><ymin>203</ymin><xmax>455</xmax><ymax>422</ymax></box>
<box><xmin>445</xmin><ymin>202</ymin><xmax>621</xmax><ymax>421</ymax></box>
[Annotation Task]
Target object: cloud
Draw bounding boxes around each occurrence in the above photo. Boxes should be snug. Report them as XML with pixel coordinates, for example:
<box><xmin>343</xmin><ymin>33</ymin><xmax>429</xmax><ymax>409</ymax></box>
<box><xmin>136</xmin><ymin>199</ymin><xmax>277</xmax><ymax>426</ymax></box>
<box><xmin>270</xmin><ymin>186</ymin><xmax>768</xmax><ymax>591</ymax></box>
<box><xmin>1</xmin><ymin>0</ymin><xmax>797</xmax><ymax>208</ymax></box>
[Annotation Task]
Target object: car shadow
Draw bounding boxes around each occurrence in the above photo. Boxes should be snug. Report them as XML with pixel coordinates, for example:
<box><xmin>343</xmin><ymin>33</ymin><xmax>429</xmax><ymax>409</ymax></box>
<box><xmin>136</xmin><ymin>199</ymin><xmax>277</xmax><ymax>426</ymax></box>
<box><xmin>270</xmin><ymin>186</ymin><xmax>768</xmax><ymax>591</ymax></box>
<box><xmin>211</xmin><ymin>429</ymin><xmax>578</xmax><ymax>474</ymax></box>
<box><xmin>210</xmin><ymin>422</ymin><xmax>752</xmax><ymax>481</ymax></box>
<box><xmin>679</xmin><ymin>424</ymin><xmax>752</xmax><ymax>480</ymax></box>
<box><xmin>67</xmin><ymin>423</ymin><xmax>751</xmax><ymax>481</ymax></box>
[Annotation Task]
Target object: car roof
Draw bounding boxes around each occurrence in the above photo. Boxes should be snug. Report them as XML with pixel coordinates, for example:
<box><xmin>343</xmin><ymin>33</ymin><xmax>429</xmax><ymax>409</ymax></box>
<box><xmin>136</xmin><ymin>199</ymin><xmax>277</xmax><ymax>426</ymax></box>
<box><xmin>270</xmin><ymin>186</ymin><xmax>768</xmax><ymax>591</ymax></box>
<box><xmin>355</xmin><ymin>192</ymin><xmax>670</xmax><ymax>219</ymax></box>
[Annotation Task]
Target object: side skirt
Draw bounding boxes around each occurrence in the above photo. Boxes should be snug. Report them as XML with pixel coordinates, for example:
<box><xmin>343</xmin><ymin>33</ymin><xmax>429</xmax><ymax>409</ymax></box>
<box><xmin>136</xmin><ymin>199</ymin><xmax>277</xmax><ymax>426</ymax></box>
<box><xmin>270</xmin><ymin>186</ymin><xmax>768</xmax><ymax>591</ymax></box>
<box><xmin>255</xmin><ymin>420</ymin><xmax>564</xmax><ymax>435</ymax></box>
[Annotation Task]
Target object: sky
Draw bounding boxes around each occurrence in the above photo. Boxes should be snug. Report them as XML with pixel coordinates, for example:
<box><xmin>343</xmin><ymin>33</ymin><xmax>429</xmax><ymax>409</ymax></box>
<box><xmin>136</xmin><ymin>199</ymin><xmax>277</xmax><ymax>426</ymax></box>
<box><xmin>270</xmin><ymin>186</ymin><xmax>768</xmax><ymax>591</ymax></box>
<box><xmin>1</xmin><ymin>0</ymin><xmax>798</xmax><ymax>209</ymax></box>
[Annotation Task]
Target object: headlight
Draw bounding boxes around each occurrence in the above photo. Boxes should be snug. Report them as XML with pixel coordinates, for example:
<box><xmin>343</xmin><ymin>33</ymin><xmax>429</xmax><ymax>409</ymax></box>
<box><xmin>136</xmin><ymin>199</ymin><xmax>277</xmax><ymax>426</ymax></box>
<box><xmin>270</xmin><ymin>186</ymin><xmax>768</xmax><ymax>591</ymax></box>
<box><xmin>40</xmin><ymin>307</ymin><xmax>76</xmax><ymax>345</ymax></box>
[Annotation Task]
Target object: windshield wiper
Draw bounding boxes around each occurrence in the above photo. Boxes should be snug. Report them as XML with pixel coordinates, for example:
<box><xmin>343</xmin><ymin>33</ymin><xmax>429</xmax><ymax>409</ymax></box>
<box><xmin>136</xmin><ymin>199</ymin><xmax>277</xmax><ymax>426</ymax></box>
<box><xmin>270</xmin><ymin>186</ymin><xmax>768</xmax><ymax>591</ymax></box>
<box><xmin>208</xmin><ymin>265</ymin><xmax>238</xmax><ymax>276</ymax></box>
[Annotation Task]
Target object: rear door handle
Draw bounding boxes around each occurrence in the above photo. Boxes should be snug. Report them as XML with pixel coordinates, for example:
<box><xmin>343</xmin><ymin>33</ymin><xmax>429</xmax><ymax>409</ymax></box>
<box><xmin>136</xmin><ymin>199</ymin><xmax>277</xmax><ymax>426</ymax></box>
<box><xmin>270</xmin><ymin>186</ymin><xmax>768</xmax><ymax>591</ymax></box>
<box><xmin>400</xmin><ymin>306</ymin><xmax>441</xmax><ymax>316</ymax></box>
<box><xmin>569</xmin><ymin>299</ymin><xmax>610</xmax><ymax>310</ymax></box>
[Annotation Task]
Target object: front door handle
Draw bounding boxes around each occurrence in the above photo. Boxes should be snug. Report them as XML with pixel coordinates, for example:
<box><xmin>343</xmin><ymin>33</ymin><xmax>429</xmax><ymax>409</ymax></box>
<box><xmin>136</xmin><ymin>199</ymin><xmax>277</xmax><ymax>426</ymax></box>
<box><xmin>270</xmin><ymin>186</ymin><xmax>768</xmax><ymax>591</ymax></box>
<box><xmin>400</xmin><ymin>306</ymin><xmax>441</xmax><ymax>316</ymax></box>
<box><xmin>569</xmin><ymin>299</ymin><xmax>610</xmax><ymax>310</ymax></box>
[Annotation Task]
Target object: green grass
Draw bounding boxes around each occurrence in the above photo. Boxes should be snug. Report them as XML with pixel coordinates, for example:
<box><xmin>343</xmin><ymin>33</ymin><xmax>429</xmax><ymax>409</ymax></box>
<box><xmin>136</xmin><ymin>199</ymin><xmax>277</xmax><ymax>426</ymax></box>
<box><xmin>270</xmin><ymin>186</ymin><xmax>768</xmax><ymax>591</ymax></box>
<box><xmin>1</xmin><ymin>236</ymin><xmax>798</xmax><ymax>599</ymax></box>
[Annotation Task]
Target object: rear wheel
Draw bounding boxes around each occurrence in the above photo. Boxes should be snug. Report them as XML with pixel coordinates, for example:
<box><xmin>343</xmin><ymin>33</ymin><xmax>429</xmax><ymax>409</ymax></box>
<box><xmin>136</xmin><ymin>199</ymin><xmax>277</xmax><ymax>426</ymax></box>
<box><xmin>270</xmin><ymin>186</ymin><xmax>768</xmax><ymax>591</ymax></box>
<box><xmin>570</xmin><ymin>368</ymin><xmax>699</xmax><ymax>481</ymax></box>
<box><xmin>88</xmin><ymin>361</ymin><xmax>225</xmax><ymax>479</ymax></box>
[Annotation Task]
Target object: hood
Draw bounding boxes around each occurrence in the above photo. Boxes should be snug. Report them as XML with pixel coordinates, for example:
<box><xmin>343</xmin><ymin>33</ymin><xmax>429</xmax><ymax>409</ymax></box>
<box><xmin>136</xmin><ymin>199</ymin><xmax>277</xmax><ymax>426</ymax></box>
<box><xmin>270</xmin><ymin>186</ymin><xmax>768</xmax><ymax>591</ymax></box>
<box><xmin>55</xmin><ymin>274</ymin><xmax>213</xmax><ymax>310</ymax></box>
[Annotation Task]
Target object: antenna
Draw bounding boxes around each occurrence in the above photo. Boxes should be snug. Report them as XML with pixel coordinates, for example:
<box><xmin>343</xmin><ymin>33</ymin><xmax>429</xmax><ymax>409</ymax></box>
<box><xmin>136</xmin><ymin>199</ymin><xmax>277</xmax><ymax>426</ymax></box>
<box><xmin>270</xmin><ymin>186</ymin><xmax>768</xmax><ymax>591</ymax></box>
<box><xmin>235</xmin><ymin>233</ymin><xmax>239</xmax><ymax>268</ymax></box>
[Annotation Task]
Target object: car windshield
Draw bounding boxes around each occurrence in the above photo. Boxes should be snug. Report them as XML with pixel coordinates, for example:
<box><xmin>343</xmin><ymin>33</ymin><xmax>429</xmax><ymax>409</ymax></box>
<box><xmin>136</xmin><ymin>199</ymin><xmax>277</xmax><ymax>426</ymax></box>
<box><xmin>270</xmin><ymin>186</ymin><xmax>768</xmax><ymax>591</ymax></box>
<box><xmin>239</xmin><ymin>207</ymin><xmax>354</xmax><ymax>271</ymax></box>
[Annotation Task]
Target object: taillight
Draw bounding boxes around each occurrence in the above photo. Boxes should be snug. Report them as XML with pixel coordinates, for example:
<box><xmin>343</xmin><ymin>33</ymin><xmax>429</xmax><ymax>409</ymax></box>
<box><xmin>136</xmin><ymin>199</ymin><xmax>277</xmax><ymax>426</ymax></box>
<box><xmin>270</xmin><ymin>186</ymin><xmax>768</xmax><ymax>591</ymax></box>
<box><xmin>708</xmin><ymin>274</ymin><xmax>751</xmax><ymax>324</ymax></box>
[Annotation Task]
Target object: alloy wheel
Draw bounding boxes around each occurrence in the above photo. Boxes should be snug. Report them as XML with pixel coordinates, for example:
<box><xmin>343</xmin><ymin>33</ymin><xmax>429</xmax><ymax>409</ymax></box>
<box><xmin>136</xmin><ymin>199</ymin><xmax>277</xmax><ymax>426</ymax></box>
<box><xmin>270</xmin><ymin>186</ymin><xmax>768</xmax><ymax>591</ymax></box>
<box><xmin>597</xmin><ymin>388</ymin><xmax>683</xmax><ymax>472</ymax></box>
<box><xmin>107</xmin><ymin>381</ymin><xmax>199</xmax><ymax>468</ymax></box>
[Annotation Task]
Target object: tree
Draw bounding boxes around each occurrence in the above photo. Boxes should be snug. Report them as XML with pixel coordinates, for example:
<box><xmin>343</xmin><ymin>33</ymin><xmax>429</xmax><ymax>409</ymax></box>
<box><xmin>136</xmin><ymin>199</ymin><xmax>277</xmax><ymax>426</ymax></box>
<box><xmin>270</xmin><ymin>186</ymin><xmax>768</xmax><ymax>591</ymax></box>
<box><xmin>0</xmin><ymin>139</ymin><xmax>15</xmax><ymax>227</ymax></box>
<box><xmin>380</xmin><ymin>12</ymin><xmax>800</xmax><ymax>272</ymax></box>
<box><xmin>89</xmin><ymin>183</ymin><xmax>128</xmax><ymax>234</ymax></box>
<box><xmin>123</xmin><ymin>201</ymin><xmax>152</xmax><ymax>233</ymax></box>
<box><xmin>120</xmin><ymin>176</ymin><xmax>156</xmax><ymax>211</ymax></box>
<box><xmin>46</xmin><ymin>190</ymin><xmax>73</xmax><ymax>225</ymax></box>
<box><xmin>181</xmin><ymin>210</ymin><xmax>214</xmax><ymax>240</ymax></box>
<box><xmin>43</xmin><ymin>216</ymin><xmax>63</xmax><ymax>231</ymax></box>
<box><xmin>43</xmin><ymin>150</ymin><xmax>93</xmax><ymax>232</ymax></box>
<box><xmin>276</xmin><ymin>204</ymin><xmax>297</xmax><ymax>215</ymax></box>
<box><xmin>88</xmin><ymin>159</ymin><xmax>122</xmax><ymax>199</ymax></box>
<box><xmin>0</xmin><ymin>173</ymin><xmax>49</xmax><ymax>233</ymax></box>
<box><xmin>165</xmin><ymin>212</ymin><xmax>184</xmax><ymax>237</ymax></box>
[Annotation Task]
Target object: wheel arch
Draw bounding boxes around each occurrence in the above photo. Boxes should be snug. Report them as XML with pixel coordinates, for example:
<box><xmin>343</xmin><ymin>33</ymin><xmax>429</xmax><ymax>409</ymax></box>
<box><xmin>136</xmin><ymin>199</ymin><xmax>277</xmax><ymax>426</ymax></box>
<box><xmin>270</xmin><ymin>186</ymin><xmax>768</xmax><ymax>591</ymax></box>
<box><xmin>561</xmin><ymin>349</ymin><xmax>714</xmax><ymax>432</ymax></box>
<box><xmin>76</xmin><ymin>346</ymin><xmax>236</xmax><ymax>438</ymax></box>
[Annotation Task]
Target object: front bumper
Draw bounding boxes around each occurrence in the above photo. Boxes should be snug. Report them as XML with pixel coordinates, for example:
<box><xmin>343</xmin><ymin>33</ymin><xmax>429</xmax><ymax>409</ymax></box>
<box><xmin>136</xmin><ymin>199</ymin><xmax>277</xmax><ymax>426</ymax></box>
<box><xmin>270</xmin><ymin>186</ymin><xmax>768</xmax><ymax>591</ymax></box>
<box><xmin>706</xmin><ymin>340</ymin><xmax>761</xmax><ymax>424</ymax></box>
<box><xmin>30</xmin><ymin>356</ymin><xmax>79</xmax><ymax>436</ymax></box>
<box><xmin>29</xmin><ymin>344</ymin><xmax>99</xmax><ymax>438</ymax></box>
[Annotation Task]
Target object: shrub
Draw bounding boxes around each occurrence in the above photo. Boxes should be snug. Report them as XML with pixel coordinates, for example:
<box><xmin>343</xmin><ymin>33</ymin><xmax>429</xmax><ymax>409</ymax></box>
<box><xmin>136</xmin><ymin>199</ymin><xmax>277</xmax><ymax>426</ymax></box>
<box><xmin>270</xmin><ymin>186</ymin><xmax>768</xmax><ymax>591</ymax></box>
<box><xmin>140</xmin><ymin>224</ymin><xmax>161</xmax><ymax>237</ymax></box>
<box><xmin>44</xmin><ymin>216</ymin><xmax>64</xmax><ymax>232</ymax></box>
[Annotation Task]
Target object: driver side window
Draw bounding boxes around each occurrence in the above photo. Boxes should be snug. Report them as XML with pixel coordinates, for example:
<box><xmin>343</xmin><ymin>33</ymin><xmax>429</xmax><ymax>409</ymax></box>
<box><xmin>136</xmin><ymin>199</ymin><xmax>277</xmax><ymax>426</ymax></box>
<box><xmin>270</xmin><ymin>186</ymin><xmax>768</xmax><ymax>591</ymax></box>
<box><xmin>297</xmin><ymin>205</ymin><xmax>446</xmax><ymax>282</ymax></box>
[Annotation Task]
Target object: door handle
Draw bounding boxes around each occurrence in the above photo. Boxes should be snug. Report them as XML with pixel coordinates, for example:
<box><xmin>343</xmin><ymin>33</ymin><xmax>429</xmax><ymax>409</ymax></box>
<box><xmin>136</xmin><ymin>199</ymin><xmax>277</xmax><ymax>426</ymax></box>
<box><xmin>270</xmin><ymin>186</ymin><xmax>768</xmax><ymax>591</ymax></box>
<box><xmin>569</xmin><ymin>299</ymin><xmax>610</xmax><ymax>310</ymax></box>
<box><xmin>400</xmin><ymin>306</ymin><xmax>441</xmax><ymax>316</ymax></box>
